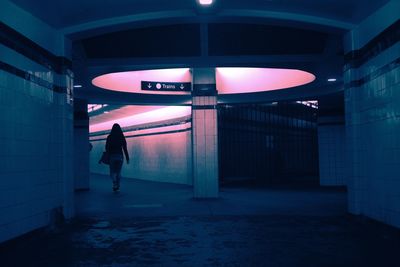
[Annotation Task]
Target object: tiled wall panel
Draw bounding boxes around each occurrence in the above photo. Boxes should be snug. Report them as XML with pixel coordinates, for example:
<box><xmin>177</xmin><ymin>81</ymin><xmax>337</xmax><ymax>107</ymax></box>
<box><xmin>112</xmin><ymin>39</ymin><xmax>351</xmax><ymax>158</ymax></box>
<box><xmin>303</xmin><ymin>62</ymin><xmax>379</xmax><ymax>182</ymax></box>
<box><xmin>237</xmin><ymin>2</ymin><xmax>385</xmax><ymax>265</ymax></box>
<box><xmin>192</xmin><ymin>96</ymin><xmax>219</xmax><ymax>198</ymax></box>
<box><xmin>318</xmin><ymin>125</ymin><xmax>346</xmax><ymax>186</ymax></box>
<box><xmin>0</xmin><ymin>71</ymin><xmax>73</xmax><ymax>242</ymax></box>
<box><xmin>0</xmin><ymin>28</ymin><xmax>73</xmax><ymax>242</ymax></box>
<box><xmin>344</xmin><ymin>3</ymin><xmax>400</xmax><ymax>228</ymax></box>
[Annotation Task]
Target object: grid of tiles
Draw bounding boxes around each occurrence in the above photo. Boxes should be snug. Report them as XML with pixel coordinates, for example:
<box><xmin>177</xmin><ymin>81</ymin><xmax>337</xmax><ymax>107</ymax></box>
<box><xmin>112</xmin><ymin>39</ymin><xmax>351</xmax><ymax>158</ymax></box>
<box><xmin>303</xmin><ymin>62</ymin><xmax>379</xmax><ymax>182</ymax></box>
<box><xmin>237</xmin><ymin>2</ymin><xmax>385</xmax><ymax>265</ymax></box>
<box><xmin>0</xmin><ymin>40</ymin><xmax>73</xmax><ymax>243</ymax></box>
<box><xmin>318</xmin><ymin>125</ymin><xmax>345</xmax><ymax>186</ymax></box>
<box><xmin>192</xmin><ymin>96</ymin><xmax>219</xmax><ymax>198</ymax></box>
<box><xmin>344</xmin><ymin>14</ymin><xmax>400</xmax><ymax>227</ymax></box>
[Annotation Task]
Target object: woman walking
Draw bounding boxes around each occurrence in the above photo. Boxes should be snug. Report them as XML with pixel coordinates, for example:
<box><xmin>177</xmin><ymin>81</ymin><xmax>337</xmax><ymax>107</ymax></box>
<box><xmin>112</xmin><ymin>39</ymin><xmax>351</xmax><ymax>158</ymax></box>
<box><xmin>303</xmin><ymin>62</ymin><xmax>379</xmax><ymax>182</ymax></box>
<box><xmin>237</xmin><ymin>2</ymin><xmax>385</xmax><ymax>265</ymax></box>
<box><xmin>106</xmin><ymin>123</ymin><xmax>129</xmax><ymax>192</ymax></box>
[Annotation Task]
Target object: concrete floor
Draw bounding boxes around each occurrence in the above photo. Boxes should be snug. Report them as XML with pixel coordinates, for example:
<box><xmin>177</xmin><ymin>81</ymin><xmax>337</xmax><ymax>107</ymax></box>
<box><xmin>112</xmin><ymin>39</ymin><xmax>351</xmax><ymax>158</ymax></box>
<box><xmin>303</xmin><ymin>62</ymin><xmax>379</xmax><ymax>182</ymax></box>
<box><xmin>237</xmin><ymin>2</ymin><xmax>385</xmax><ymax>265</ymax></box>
<box><xmin>1</xmin><ymin>174</ymin><xmax>399</xmax><ymax>266</ymax></box>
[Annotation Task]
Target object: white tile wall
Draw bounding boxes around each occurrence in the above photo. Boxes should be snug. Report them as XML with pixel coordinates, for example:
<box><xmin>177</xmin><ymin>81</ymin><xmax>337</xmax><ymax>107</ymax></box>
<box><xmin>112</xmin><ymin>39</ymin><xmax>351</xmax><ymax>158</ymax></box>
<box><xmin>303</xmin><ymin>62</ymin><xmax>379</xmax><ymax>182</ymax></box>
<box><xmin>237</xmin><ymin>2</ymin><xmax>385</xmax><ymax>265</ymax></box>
<box><xmin>192</xmin><ymin>96</ymin><xmax>219</xmax><ymax>198</ymax></box>
<box><xmin>345</xmin><ymin>56</ymin><xmax>400</xmax><ymax>227</ymax></box>
<box><xmin>318</xmin><ymin>124</ymin><xmax>345</xmax><ymax>186</ymax></box>
<box><xmin>0</xmin><ymin>49</ymin><xmax>73</xmax><ymax>242</ymax></box>
<box><xmin>344</xmin><ymin>1</ymin><xmax>400</xmax><ymax>228</ymax></box>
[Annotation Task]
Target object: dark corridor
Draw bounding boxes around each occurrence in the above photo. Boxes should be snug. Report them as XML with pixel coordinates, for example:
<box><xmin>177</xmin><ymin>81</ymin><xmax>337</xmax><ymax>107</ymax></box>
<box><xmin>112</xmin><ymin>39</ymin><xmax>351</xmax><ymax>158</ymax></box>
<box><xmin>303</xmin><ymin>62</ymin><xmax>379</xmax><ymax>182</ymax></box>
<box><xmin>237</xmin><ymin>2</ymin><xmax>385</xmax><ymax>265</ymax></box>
<box><xmin>218</xmin><ymin>102</ymin><xmax>319</xmax><ymax>185</ymax></box>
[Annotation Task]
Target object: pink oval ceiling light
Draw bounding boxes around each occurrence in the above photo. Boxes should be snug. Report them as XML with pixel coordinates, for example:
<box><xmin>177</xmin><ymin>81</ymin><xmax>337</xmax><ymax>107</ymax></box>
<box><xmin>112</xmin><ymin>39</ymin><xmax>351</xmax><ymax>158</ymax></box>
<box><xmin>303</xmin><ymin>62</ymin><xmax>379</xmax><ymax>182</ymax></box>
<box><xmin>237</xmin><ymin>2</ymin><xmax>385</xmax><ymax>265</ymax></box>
<box><xmin>216</xmin><ymin>67</ymin><xmax>315</xmax><ymax>94</ymax></box>
<box><xmin>92</xmin><ymin>67</ymin><xmax>315</xmax><ymax>95</ymax></box>
<box><xmin>92</xmin><ymin>68</ymin><xmax>191</xmax><ymax>94</ymax></box>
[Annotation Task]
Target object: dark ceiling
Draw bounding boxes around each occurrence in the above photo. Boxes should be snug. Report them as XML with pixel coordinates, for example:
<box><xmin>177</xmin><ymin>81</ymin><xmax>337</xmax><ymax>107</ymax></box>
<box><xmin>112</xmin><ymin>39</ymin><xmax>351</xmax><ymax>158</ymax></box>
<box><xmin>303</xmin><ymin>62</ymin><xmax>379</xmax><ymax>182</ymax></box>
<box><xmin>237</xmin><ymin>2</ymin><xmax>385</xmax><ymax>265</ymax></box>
<box><xmin>82</xmin><ymin>24</ymin><xmax>201</xmax><ymax>58</ymax></box>
<box><xmin>9</xmin><ymin>0</ymin><xmax>390</xmax><ymax>29</ymax></box>
<box><xmin>8</xmin><ymin>0</ymin><xmax>389</xmax><ymax>105</ymax></box>
<box><xmin>208</xmin><ymin>23</ymin><xmax>328</xmax><ymax>56</ymax></box>
<box><xmin>80</xmin><ymin>23</ymin><xmax>329</xmax><ymax>59</ymax></box>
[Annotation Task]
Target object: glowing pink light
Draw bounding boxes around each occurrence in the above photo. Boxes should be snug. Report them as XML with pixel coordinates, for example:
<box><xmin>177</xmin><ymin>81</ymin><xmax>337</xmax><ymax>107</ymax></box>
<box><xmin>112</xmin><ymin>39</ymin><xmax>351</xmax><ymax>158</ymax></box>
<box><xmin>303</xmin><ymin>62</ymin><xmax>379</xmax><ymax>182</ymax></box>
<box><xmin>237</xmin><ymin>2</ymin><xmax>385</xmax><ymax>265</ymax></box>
<box><xmin>89</xmin><ymin>106</ymin><xmax>191</xmax><ymax>133</ymax></box>
<box><xmin>88</xmin><ymin>104</ymin><xmax>107</xmax><ymax>113</ymax></box>
<box><xmin>199</xmin><ymin>0</ymin><xmax>213</xmax><ymax>5</ymax></box>
<box><xmin>93</xmin><ymin>67</ymin><xmax>315</xmax><ymax>95</ymax></box>
<box><xmin>92</xmin><ymin>68</ymin><xmax>191</xmax><ymax>94</ymax></box>
<box><xmin>216</xmin><ymin>67</ymin><xmax>315</xmax><ymax>94</ymax></box>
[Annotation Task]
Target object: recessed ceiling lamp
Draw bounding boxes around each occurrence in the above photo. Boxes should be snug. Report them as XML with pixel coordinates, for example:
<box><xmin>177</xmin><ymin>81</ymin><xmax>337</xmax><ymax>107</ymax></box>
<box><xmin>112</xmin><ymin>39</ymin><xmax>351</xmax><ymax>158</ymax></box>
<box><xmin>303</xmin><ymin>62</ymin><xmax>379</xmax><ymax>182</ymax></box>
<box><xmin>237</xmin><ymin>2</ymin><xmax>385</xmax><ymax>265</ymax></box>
<box><xmin>199</xmin><ymin>0</ymin><xmax>213</xmax><ymax>5</ymax></box>
<box><xmin>327</xmin><ymin>78</ymin><xmax>337</xmax><ymax>82</ymax></box>
<box><xmin>73</xmin><ymin>84</ymin><xmax>82</xmax><ymax>88</ymax></box>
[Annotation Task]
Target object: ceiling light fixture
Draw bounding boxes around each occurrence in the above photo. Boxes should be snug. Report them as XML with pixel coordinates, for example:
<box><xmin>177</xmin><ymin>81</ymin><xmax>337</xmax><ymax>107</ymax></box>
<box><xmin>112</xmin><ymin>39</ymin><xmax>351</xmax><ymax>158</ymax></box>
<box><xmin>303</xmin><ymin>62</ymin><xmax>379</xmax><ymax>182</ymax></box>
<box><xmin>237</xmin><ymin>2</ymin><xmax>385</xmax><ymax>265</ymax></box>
<box><xmin>73</xmin><ymin>84</ymin><xmax>82</xmax><ymax>88</ymax></box>
<box><xmin>199</xmin><ymin>0</ymin><xmax>213</xmax><ymax>5</ymax></box>
<box><xmin>327</xmin><ymin>78</ymin><xmax>337</xmax><ymax>82</ymax></box>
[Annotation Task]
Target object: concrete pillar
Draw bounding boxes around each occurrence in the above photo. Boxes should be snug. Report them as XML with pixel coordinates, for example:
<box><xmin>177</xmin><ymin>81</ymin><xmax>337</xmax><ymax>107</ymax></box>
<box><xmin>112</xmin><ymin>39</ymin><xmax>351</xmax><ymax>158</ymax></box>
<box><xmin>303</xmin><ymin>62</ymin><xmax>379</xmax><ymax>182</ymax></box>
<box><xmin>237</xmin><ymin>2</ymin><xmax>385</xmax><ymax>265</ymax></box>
<box><xmin>318</xmin><ymin>115</ymin><xmax>345</xmax><ymax>186</ymax></box>
<box><xmin>61</xmin><ymin>113</ymin><xmax>74</xmax><ymax>219</ymax></box>
<box><xmin>191</xmin><ymin>68</ymin><xmax>219</xmax><ymax>198</ymax></box>
<box><xmin>61</xmin><ymin>71</ymin><xmax>75</xmax><ymax>219</ymax></box>
<box><xmin>317</xmin><ymin>96</ymin><xmax>345</xmax><ymax>186</ymax></box>
<box><xmin>73</xmin><ymin>98</ymin><xmax>90</xmax><ymax>191</ymax></box>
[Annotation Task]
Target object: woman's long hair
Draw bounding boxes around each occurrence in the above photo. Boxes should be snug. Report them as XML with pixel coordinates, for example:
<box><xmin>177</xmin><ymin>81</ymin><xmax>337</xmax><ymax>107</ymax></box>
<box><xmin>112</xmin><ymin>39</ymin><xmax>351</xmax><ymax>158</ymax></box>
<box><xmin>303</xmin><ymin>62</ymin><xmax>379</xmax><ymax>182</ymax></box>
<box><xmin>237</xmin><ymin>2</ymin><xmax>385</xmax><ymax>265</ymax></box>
<box><xmin>110</xmin><ymin>123</ymin><xmax>124</xmax><ymax>139</ymax></box>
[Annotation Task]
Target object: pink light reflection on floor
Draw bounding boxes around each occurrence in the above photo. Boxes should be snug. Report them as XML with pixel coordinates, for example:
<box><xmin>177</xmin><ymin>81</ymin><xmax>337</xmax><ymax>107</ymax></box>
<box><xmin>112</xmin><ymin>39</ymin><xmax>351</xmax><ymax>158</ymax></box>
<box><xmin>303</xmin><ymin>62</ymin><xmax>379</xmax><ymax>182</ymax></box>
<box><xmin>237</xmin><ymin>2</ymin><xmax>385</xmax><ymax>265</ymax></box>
<box><xmin>89</xmin><ymin>106</ymin><xmax>191</xmax><ymax>133</ymax></box>
<box><xmin>216</xmin><ymin>67</ymin><xmax>315</xmax><ymax>94</ymax></box>
<box><xmin>92</xmin><ymin>68</ymin><xmax>191</xmax><ymax>94</ymax></box>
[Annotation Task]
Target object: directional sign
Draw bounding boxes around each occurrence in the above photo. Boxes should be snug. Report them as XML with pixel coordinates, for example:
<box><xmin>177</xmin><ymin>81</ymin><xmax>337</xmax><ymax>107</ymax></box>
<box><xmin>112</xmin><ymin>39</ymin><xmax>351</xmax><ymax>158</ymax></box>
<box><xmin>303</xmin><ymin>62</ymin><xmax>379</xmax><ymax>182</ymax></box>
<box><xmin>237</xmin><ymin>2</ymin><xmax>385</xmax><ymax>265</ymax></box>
<box><xmin>141</xmin><ymin>81</ymin><xmax>191</xmax><ymax>92</ymax></box>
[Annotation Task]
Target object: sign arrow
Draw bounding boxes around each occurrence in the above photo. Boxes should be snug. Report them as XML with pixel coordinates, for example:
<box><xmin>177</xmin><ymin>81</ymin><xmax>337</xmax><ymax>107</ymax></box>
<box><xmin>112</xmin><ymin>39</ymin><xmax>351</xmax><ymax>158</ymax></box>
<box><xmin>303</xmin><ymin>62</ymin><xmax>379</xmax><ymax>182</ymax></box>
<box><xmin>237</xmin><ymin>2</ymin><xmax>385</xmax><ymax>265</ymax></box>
<box><xmin>180</xmin><ymin>84</ymin><xmax>185</xmax><ymax>90</ymax></box>
<box><xmin>147</xmin><ymin>83</ymin><xmax>152</xmax><ymax>88</ymax></box>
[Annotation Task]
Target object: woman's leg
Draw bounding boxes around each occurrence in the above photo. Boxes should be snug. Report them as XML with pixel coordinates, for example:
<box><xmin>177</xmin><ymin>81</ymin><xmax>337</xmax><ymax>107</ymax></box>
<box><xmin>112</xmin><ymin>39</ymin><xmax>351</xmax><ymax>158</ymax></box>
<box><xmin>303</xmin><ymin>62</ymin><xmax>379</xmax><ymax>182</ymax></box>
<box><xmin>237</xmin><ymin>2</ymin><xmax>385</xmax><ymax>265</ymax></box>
<box><xmin>109</xmin><ymin>160</ymin><xmax>118</xmax><ymax>190</ymax></box>
<box><xmin>115</xmin><ymin>160</ymin><xmax>123</xmax><ymax>189</ymax></box>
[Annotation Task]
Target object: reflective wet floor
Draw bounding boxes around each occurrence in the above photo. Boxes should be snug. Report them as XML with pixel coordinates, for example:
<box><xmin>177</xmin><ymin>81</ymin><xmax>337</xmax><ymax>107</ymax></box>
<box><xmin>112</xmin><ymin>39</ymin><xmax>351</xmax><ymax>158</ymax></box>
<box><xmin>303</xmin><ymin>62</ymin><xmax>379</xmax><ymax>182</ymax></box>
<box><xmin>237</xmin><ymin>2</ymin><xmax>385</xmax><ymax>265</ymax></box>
<box><xmin>1</xmin><ymin>175</ymin><xmax>399</xmax><ymax>267</ymax></box>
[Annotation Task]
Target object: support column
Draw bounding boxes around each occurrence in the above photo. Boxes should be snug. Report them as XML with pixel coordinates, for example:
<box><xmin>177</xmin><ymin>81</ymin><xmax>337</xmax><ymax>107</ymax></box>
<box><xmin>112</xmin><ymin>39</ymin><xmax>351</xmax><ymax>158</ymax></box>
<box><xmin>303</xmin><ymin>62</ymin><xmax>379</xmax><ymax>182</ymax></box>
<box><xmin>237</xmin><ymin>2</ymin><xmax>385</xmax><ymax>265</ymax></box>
<box><xmin>73</xmin><ymin>98</ymin><xmax>90</xmax><ymax>191</ymax></box>
<box><xmin>62</xmin><ymin>71</ymin><xmax>75</xmax><ymax>219</ymax></box>
<box><xmin>318</xmin><ymin>115</ymin><xmax>345</xmax><ymax>186</ymax></box>
<box><xmin>192</xmin><ymin>68</ymin><xmax>219</xmax><ymax>198</ymax></box>
<box><xmin>317</xmin><ymin>96</ymin><xmax>345</xmax><ymax>186</ymax></box>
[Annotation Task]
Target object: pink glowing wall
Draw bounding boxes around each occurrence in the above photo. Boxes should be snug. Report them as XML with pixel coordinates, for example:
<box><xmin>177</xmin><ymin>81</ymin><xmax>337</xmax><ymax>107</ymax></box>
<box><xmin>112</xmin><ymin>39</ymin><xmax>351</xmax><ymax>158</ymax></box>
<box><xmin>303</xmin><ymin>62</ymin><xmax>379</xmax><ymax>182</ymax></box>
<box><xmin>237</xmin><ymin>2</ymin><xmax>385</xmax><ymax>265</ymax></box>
<box><xmin>89</xmin><ymin>104</ymin><xmax>193</xmax><ymax>184</ymax></box>
<box><xmin>89</xmin><ymin>106</ymin><xmax>191</xmax><ymax>133</ymax></box>
<box><xmin>90</xmin><ymin>122</ymin><xmax>193</xmax><ymax>185</ymax></box>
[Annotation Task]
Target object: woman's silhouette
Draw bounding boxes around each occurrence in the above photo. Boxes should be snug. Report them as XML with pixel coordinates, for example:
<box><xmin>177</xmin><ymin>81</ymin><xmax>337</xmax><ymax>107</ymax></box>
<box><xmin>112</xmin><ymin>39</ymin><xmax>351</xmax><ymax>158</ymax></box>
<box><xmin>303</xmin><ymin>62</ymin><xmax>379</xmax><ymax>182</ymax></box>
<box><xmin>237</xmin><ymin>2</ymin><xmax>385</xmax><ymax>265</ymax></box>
<box><xmin>105</xmin><ymin>123</ymin><xmax>129</xmax><ymax>192</ymax></box>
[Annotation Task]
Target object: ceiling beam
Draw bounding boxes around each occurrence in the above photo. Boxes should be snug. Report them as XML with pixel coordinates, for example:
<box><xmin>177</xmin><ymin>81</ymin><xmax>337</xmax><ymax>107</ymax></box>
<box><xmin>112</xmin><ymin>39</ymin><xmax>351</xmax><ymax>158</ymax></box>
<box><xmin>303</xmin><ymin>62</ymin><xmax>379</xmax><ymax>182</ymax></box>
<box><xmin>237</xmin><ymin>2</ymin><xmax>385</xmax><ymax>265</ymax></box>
<box><xmin>62</xmin><ymin>9</ymin><xmax>354</xmax><ymax>39</ymax></box>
